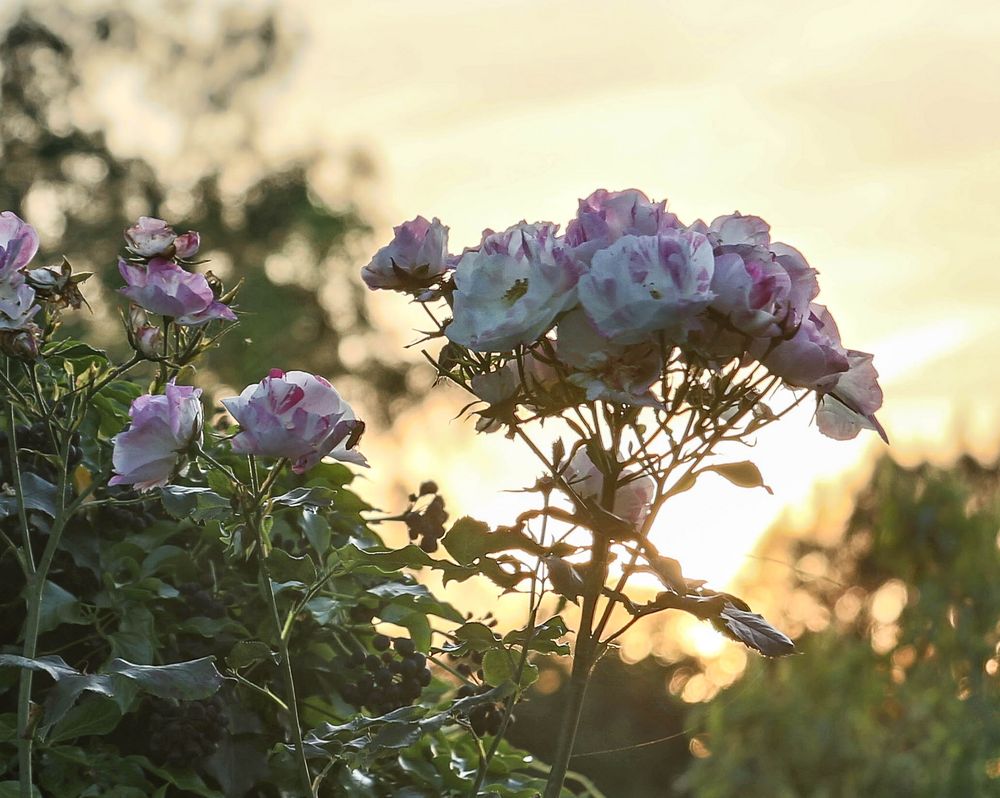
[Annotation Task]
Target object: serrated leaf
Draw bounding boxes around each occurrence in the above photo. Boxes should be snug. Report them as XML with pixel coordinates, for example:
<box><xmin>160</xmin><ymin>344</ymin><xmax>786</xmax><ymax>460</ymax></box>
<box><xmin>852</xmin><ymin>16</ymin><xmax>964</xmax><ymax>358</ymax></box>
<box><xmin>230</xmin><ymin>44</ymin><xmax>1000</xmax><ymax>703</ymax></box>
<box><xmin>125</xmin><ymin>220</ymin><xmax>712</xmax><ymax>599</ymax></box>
<box><xmin>482</xmin><ymin>648</ymin><xmax>515</xmax><ymax>686</ymax></box>
<box><xmin>271</xmin><ymin>486</ymin><xmax>336</xmax><ymax>508</ymax></box>
<box><xmin>455</xmin><ymin>622</ymin><xmax>502</xmax><ymax>651</ymax></box>
<box><xmin>369</xmin><ymin>581</ymin><xmax>464</xmax><ymax>623</ymax></box>
<box><xmin>105</xmin><ymin>657</ymin><xmax>224</xmax><ymax>699</ymax></box>
<box><xmin>441</xmin><ymin>516</ymin><xmax>493</xmax><ymax>565</ymax></box>
<box><xmin>301</xmin><ymin>507</ymin><xmax>331</xmax><ymax>554</ymax></box>
<box><xmin>503</xmin><ymin>616</ymin><xmax>570</xmax><ymax>655</ymax></box>
<box><xmin>699</xmin><ymin>461</ymin><xmax>773</xmax><ymax>494</ymax></box>
<box><xmin>713</xmin><ymin>603</ymin><xmax>795</xmax><ymax>656</ymax></box>
<box><xmin>227</xmin><ymin>641</ymin><xmax>277</xmax><ymax>670</ymax></box>
<box><xmin>159</xmin><ymin>486</ymin><xmax>230</xmax><ymax>521</ymax></box>
<box><xmin>442</xmin><ymin>517</ymin><xmax>544</xmax><ymax>565</ymax></box>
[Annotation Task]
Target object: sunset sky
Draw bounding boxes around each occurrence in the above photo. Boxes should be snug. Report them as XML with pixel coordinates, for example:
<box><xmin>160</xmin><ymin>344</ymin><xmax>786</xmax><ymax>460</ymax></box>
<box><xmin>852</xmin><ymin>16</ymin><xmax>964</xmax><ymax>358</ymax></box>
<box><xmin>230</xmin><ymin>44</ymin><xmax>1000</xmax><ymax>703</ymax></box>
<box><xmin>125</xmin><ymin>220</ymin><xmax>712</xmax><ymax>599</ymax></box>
<box><xmin>275</xmin><ymin>0</ymin><xmax>1000</xmax><ymax>584</ymax></box>
<box><xmin>12</xmin><ymin>0</ymin><xmax>1000</xmax><ymax>587</ymax></box>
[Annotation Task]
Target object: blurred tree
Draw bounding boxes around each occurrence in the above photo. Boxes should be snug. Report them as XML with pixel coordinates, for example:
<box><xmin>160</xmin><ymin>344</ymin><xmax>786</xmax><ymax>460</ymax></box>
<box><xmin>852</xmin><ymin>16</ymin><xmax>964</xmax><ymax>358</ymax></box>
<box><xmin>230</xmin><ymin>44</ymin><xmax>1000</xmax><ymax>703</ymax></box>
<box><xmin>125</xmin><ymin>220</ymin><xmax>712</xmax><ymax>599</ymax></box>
<box><xmin>677</xmin><ymin>455</ymin><xmax>1000</xmax><ymax>797</ymax></box>
<box><xmin>508</xmin><ymin>650</ymin><xmax>694</xmax><ymax>797</ymax></box>
<box><xmin>0</xmin><ymin>8</ymin><xmax>410</xmax><ymax>418</ymax></box>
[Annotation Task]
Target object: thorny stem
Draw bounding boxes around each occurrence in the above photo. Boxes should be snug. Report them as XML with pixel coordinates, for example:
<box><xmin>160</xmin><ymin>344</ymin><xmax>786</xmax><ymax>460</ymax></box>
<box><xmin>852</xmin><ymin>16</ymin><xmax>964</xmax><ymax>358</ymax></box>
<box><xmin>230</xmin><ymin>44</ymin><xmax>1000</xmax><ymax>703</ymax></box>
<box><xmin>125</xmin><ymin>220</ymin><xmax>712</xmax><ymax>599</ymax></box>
<box><xmin>246</xmin><ymin>456</ymin><xmax>314</xmax><ymax>798</ymax></box>
<box><xmin>15</xmin><ymin>402</ymin><xmax>78</xmax><ymax>798</ymax></box>
<box><xmin>543</xmin><ymin>419</ymin><xmax>621</xmax><ymax>798</ymax></box>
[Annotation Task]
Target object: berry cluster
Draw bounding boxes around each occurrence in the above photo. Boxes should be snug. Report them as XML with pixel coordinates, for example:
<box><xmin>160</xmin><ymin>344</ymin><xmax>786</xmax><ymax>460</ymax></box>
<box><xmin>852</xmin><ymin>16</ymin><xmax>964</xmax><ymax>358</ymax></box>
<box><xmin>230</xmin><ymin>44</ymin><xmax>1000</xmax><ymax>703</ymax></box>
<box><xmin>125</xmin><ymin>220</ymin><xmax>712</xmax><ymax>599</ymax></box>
<box><xmin>341</xmin><ymin>635</ymin><xmax>432</xmax><ymax>714</ymax></box>
<box><xmin>88</xmin><ymin>485</ymin><xmax>161</xmax><ymax>542</ymax></box>
<box><xmin>178</xmin><ymin>576</ymin><xmax>225</xmax><ymax>619</ymax></box>
<box><xmin>456</xmin><ymin>683</ymin><xmax>508</xmax><ymax>737</ymax></box>
<box><xmin>146</xmin><ymin>696</ymin><xmax>226</xmax><ymax>766</ymax></box>
<box><xmin>403</xmin><ymin>481</ymin><xmax>448</xmax><ymax>553</ymax></box>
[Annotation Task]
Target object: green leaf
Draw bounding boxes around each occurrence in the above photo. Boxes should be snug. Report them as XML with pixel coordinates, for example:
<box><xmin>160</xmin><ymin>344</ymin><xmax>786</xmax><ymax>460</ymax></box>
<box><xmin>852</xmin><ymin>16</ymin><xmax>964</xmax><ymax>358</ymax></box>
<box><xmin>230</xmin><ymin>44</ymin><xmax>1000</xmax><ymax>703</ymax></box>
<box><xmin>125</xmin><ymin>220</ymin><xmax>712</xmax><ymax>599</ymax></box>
<box><xmin>699</xmin><ymin>461</ymin><xmax>773</xmax><ymax>494</ymax></box>
<box><xmin>36</xmin><ymin>581</ymin><xmax>89</xmax><ymax>634</ymax></box>
<box><xmin>369</xmin><ymin>581</ymin><xmax>464</xmax><ymax>623</ymax></box>
<box><xmin>339</xmin><ymin>543</ymin><xmax>476</xmax><ymax>585</ymax></box>
<box><xmin>271</xmin><ymin>486</ymin><xmax>337</xmax><ymax>508</ymax></box>
<box><xmin>105</xmin><ymin>657</ymin><xmax>224</xmax><ymax>699</ymax></box>
<box><xmin>503</xmin><ymin>616</ymin><xmax>570</xmax><ymax>655</ymax></box>
<box><xmin>441</xmin><ymin>516</ymin><xmax>493</xmax><ymax>565</ymax></box>
<box><xmin>0</xmin><ymin>471</ymin><xmax>57</xmax><ymax>519</ymax></box>
<box><xmin>266</xmin><ymin>548</ymin><xmax>317</xmax><ymax>584</ymax></box>
<box><xmin>442</xmin><ymin>516</ymin><xmax>543</xmax><ymax>565</ymax></box>
<box><xmin>482</xmin><ymin>648</ymin><xmax>515</xmax><ymax>686</ymax></box>
<box><xmin>47</xmin><ymin>695</ymin><xmax>122</xmax><ymax>743</ymax></box>
<box><xmin>227</xmin><ymin>641</ymin><xmax>277</xmax><ymax>670</ymax></box>
<box><xmin>455</xmin><ymin>622</ymin><xmax>502</xmax><ymax>651</ymax></box>
<box><xmin>301</xmin><ymin>508</ymin><xmax>331</xmax><ymax>554</ymax></box>
<box><xmin>379</xmin><ymin>607</ymin><xmax>432</xmax><ymax>652</ymax></box>
<box><xmin>159</xmin><ymin>486</ymin><xmax>230</xmax><ymax>521</ymax></box>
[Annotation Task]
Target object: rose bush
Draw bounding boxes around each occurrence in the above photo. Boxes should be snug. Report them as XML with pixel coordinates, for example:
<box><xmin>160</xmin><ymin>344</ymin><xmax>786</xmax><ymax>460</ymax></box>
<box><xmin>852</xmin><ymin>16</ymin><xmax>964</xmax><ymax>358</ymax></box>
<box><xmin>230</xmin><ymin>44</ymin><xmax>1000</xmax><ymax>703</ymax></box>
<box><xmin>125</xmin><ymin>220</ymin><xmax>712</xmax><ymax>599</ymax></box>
<box><xmin>365</xmin><ymin>185</ymin><xmax>887</xmax><ymax>798</ymax></box>
<box><xmin>1</xmin><ymin>212</ymin><xmax>557</xmax><ymax>798</ymax></box>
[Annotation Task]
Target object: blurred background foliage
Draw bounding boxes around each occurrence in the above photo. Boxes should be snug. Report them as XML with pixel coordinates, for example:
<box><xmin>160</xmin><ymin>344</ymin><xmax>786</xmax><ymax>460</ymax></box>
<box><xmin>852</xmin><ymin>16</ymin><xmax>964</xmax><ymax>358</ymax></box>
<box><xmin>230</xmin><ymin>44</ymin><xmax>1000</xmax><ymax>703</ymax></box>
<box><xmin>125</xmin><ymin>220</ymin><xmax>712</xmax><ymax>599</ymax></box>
<box><xmin>0</xmin><ymin>5</ymin><xmax>411</xmax><ymax>421</ymax></box>
<box><xmin>507</xmin><ymin>456</ymin><xmax>1000</xmax><ymax>797</ymax></box>
<box><xmin>2</xmin><ymin>4</ymin><xmax>997</xmax><ymax>796</ymax></box>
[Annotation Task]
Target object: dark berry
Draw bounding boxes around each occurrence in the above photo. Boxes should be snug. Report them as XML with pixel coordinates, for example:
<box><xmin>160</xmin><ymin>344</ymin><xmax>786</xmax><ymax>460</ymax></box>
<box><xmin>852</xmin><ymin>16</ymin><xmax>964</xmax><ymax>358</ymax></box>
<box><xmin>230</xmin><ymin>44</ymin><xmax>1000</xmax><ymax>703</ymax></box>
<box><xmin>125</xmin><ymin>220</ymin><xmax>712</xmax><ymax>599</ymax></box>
<box><xmin>341</xmin><ymin>684</ymin><xmax>360</xmax><ymax>704</ymax></box>
<box><xmin>365</xmin><ymin>654</ymin><xmax>381</xmax><ymax>672</ymax></box>
<box><xmin>408</xmin><ymin>652</ymin><xmax>426</xmax><ymax>669</ymax></box>
<box><xmin>418</xmin><ymin>480</ymin><xmax>438</xmax><ymax>496</ymax></box>
<box><xmin>346</xmin><ymin>651</ymin><xmax>365</xmax><ymax>668</ymax></box>
<box><xmin>372</xmin><ymin>634</ymin><xmax>390</xmax><ymax>651</ymax></box>
<box><xmin>394</xmin><ymin>638</ymin><xmax>415</xmax><ymax>656</ymax></box>
<box><xmin>457</xmin><ymin>685</ymin><xmax>475</xmax><ymax>699</ymax></box>
<box><xmin>400</xmin><ymin>658</ymin><xmax>418</xmax><ymax>677</ymax></box>
<box><xmin>419</xmin><ymin>668</ymin><xmax>432</xmax><ymax>686</ymax></box>
<box><xmin>401</xmin><ymin>678</ymin><xmax>422</xmax><ymax>701</ymax></box>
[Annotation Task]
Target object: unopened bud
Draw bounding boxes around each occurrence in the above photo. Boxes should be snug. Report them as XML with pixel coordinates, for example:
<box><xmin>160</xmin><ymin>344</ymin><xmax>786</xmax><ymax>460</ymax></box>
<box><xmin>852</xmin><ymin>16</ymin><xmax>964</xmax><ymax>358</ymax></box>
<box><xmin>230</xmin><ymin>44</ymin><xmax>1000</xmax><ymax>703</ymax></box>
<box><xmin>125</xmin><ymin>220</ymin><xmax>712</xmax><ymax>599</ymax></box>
<box><xmin>0</xmin><ymin>326</ymin><xmax>41</xmax><ymax>361</ymax></box>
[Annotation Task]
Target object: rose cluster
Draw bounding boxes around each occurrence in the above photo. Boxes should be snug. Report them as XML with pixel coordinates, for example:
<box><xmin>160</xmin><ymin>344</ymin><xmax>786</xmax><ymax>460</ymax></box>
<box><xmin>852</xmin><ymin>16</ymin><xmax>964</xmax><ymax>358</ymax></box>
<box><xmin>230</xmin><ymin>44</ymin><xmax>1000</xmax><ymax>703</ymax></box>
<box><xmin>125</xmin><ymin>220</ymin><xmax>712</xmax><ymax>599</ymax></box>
<box><xmin>362</xmin><ymin>189</ymin><xmax>885</xmax><ymax>442</ymax></box>
<box><xmin>104</xmin><ymin>219</ymin><xmax>366</xmax><ymax>491</ymax></box>
<box><xmin>110</xmin><ymin>366</ymin><xmax>367</xmax><ymax>491</ymax></box>
<box><xmin>119</xmin><ymin>217</ymin><xmax>236</xmax><ymax>329</ymax></box>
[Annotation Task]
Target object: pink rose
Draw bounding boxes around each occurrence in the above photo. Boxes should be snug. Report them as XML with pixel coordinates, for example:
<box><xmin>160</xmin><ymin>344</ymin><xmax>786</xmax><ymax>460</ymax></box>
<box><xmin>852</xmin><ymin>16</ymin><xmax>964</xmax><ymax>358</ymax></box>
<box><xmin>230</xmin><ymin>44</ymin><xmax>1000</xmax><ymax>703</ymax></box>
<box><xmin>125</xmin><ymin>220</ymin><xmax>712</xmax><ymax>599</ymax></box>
<box><xmin>119</xmin><ymin>258</ymin><xmax>236</xmax><ymax>326</ymax></box>
<box><xmin>124</xmin><ymin>217</ymin><xmax>200</xmax><ymax>259</ymax></box>
<box><xmin>446</xmin><ymin>222</ymin><xmax>582</xmax><ymax>352</ymax></box>
<box><xmin>577</xmin><ymin>230</ymin><xmax>715</xmax><ymax>345</ymax></box>
<box><xmin>0</xmin><ymin>212</ymin><xmax>42</xmax><ymax>336</ymax></box>
<box><xmin>0</xmin><ymin>276</ymin><xmax>40</xmax><ymax>332</ymax></box>
<box><xmin>816</xmin><ymin>350</ymin><xmax>887</xmax><ymax>442</ymax></box>
<box><xmin>0</xmin><ymin>211</ymin><xmax>40</xmax><ymax>278</ymax></box>
<box><xmin>563</xmin><ymin>448</ymin><xmax>655</xmax><ymax>528</ymax></box>
<box><xmin>222</xmin><ymin>369</ymin><xmax>367</xmax><ymax>474</ymax></box>
<box><xmin>565</xmin><ymin>189</ymin><xmax>682</xmax><ymax>263</ymax></box>
<box><xmin>110</xmin><ymin>382</ymin><xmax>204</xmax><ymax>491</ymax></box>
<box><xmin>362</xmin><ymin>216</ymin><xmax>450</xmax><ymax>292</ymax></box>
<box><xmin>762</xmin><ymin>304</ymin><xmax>849</xmax><ymax>390</ymax></box>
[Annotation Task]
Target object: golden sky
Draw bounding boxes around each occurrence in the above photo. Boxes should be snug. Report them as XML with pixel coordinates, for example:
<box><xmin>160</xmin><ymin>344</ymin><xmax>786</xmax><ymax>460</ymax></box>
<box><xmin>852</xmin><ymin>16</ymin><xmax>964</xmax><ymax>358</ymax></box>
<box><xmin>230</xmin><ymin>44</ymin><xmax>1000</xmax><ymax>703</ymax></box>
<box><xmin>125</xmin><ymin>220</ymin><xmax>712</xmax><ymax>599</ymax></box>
<box><xmin>268</xmin><ymin>0</ymin><xmax>1000</xmax><ymax>585</ymax></box>
<box><xmin>17</xmin><ymin>0</ymin><xmax>1000</xmax><ymax>587</ymax></box>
